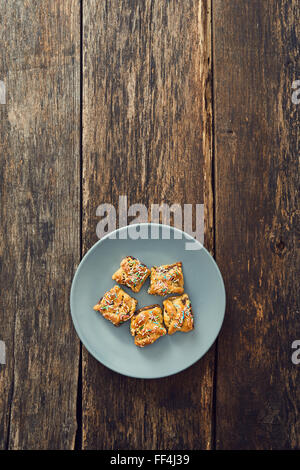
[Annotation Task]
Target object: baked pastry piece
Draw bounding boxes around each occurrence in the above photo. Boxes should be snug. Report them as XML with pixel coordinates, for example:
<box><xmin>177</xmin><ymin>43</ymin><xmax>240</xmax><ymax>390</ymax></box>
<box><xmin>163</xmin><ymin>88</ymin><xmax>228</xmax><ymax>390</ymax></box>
<box><xmin>130</xmin><ymin>304</ymin><xmax>167</xmax><ymax>347</ymax></box>
<box><xmin>112</xmin><ymin>256</ymin><xmax>150</xmax><ymax>293</ymax></box>
<box><xmin>93</xmin><ymin>285</ymin><xmax>137</xmax><ymax>326</ymax></box>
<box><xmin>163</xmin><ymin>293</ymin><xmax>194</xmax><ymax>335</ymax></box>
<box><xmin>148</xmin><ymin>262</ymin><xmax>184</xmax><ymax>296</ymax></box>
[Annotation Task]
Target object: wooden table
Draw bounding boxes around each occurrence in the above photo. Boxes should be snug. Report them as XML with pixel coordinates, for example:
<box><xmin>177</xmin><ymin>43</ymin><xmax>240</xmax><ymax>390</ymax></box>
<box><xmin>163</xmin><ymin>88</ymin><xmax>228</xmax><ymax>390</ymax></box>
<box><xmin>0</xmin><ymin>1</ymin><xmax>299</xmax><ymax>450</ymax></box>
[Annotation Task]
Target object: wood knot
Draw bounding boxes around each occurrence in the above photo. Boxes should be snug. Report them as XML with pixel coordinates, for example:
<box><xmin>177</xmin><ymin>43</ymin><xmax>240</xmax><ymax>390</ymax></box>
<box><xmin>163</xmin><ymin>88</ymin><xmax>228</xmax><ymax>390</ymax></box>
<box><xmin>270</xmin><ymin>236</ymin><xmax>287</xmax><ymax>257</ymax></box>
<box><xmin>275</xmin><ymin>240</ymin><xmax>285</xmax><ymax>252</ymax></box>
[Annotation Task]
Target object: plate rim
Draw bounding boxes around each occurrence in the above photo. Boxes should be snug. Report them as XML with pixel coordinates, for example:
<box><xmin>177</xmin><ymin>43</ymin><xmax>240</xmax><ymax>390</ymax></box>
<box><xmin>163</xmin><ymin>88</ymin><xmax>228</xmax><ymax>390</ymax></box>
<box><xmin>70</xmin><ymin>223</ymin><xmax>226</xmax><ymax>379</ymax></box>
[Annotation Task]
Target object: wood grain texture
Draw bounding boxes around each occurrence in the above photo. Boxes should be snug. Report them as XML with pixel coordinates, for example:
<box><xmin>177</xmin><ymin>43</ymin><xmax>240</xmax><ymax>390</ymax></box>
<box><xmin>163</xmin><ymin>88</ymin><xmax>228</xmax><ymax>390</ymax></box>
<box><xmin>0</xmin><ymin>1</ymin><xmax>80</xmax><ymax>449</ymax></box>
<box><xmin>213</xmin><ymin>0</ymin><xmax>300</xmax><ymax>449</ymax></box>
<box><xmin>82</xmin><ymin>0</ymin><xmax>214</xmax><ymax>449</ymax></box>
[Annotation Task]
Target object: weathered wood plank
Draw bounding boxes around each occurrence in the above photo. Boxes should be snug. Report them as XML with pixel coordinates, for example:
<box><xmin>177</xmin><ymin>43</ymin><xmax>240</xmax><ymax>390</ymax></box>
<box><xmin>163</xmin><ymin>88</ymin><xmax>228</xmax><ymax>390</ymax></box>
<box><xmin>0</xmin><ymin>1</ymin><xmax>80</xmax><ymax>449</ymax></box>
<box><xmin>82</xmin><ymin>0</ymin><xmax>214</xmax><ymax>449</ymax></box>
<box><xmin>213</xmin><ymin>0</ymin><xmax>300</xmax><ymax>449</ymax></box>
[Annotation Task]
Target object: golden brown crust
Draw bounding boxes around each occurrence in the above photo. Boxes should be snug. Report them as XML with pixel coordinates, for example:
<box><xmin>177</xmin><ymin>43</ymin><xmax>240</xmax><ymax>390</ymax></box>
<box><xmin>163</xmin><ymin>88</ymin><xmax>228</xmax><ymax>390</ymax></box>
<box><xmin>130</xmin><ymin>304</ymin><xmax>167</xmax><ymax>347</ymax></box>
<box><xmin>148</xmin><ymin>262</ymin><xmax>184</xmax><ymax>296</ymax></box>
<box><xmin>112</xmin><ymin>256</ymin><xmax>150</xmax><ymax>293</ymax></box>
<box><xmin>163</xmin><ymin>293</ymin><xmax>194</xmax><ymax>335</ymax></box>
<box><xmin>135</xmin><ymin>304</ymin><xmax>161</xmax><ymax>314</ymax></box>
<box><xmin>93</xmin><ymin>285</ymin><xmax>137</xmax><ymax>326</ymax></box>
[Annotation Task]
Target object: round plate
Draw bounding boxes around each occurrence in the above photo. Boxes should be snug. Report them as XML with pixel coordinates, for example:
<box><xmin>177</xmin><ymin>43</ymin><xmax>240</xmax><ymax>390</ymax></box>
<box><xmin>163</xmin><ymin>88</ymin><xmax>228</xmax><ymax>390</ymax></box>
<box><xmin>70</xmin><ymin>223</ymin><xmax>226</xmax><ymax>379</ymax></box>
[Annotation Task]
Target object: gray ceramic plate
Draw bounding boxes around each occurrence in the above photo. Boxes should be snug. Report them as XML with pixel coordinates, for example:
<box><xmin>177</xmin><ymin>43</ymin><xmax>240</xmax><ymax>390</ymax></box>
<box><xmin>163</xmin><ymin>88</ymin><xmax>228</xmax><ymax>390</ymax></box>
<box><xmin>70</xmin><ymin>223</ymin><xmax>226</xmax><ymax>379</ymax></box>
